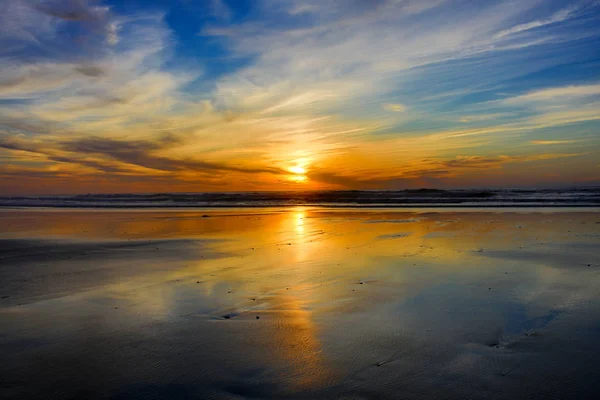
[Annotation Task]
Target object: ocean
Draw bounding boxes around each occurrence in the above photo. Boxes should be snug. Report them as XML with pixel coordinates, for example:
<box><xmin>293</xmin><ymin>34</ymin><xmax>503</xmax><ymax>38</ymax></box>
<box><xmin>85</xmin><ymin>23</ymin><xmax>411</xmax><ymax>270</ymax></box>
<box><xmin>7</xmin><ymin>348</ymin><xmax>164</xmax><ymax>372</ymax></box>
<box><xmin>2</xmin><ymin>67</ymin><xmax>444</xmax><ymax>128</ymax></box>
<box><xmin>2</xmin><ymin>187</ymin><xmax>600</xmax><ymax>208</ymax></box>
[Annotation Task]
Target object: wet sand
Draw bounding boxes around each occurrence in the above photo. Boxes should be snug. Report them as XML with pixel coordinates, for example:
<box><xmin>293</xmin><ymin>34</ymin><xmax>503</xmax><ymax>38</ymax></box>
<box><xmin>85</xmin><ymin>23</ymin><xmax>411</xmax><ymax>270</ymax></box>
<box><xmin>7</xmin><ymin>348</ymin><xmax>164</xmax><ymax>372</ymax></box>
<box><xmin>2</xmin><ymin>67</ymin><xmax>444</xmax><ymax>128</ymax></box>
<box><xmin>1</xmin><ymin>208</ymin><xmax>600</xmax><ymax>399</ymax></box>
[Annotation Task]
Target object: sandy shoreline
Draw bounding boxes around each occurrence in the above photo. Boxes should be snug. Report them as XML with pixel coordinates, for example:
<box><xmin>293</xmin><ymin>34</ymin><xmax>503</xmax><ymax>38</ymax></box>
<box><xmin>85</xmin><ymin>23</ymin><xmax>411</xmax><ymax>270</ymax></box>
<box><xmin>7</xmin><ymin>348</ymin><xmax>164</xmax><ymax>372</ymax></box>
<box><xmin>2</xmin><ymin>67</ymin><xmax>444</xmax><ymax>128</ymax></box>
<box><xmin>1</xmin><ymin>208</ymin><xmax>600</xmax><ymax>399</ymax></box>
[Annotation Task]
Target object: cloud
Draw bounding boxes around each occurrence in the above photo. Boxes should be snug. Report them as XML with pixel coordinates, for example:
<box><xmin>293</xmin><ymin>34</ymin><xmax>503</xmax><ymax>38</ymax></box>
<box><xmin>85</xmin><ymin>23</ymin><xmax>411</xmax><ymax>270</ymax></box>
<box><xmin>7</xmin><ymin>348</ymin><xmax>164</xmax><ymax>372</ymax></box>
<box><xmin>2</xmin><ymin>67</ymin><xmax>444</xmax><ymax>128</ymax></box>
<box><xmin>505</xmin><ymin>84</ymin><xmax>600</xmax><ymax>104</ymax></box>
<box><xmin>0</xmin><ymin>1</ymin><xmax>188</xmax><ymax>127</ymax></box>
<box><xmin>378</xmin><ymin>232</ymin><xmax>412</xmax><ymax>239</ymax></box>
<box><xmin>383</xmin><ymin>103</ymin><xmax>406</xmax><ymax>112</ymax></box>
<box><xmin>46</xmin><ymin>155</ymin><xmax>130</xmax><ymax>173</ymax></box>
<box><xmin>458</xmin><ymin>114</ymin><xmax>510</xmax><ymax>123</ymax></box>
<box><xmin>1</xmin><ymin>0</ymin><xmax>116</xmax><ymax>52</ymax></box>
<box><xmin>446</xmin><ymin>84</ymin><xmax>600</xmax><ymax>137</ymax></box>
<box><xmin>0</xmin><ymin>136</ymin><xmax>36</xmax><ymax>153</ymax></box>
<box><xmin>303</xmin><ymin>152</ymin><xmax>586</xmax><ymax>189</ymax></box>
<box><xmin>73</xmin><ymin>64</ymin><xmax>106</xmax><ymax>77</ymax></box>
<box><xmin>207</xmin><ymin>0</ymin><xmax>574</xmax><ymax>117</ymax></box>
<box><xmin>0</xmin><ymin>133</ymin><xmax>288</xmax><ymax>178</ymax></box>
<box><xmin>32</xmin><ymin>0</ymin><xmax>110</xmax><ymax>22</ymax></box>
<box><xmin>1</xmin><ymin>0</ymin><xmax>599</xmax><ymax>193</ymax></box>
<box><xmin>209</xmin><ymin>0</ymin><xmax>233</xmax><ymax>21</ymax></box>
<box><xmin>222</xmin><ymin>1</ymin><xmax>600</xmax><ymax>109</ymax></box>
<box><xmin>442</xmin><ymin>155</ymin><xmax>513</xmax><ymax>169</ymax></box>
<box><xmin>0</xmin><ymin>135</ymin><xmax>133</xmax><ymax>173</ymax></box>
<box><xmin>61</xmin><ymin>136</ymin><xmax>284</xmax><ymax>175</ymax></box>
<box><xmin>493</xmin><ymin>5</ymin><xmax>578</xmax><ymax>39</ymax></box>
<box><xmin>530</xmin><ymin>140</ymin><xmax>579</xmax><ymax>145</ymax></box>
<box><xmin>441</xmin><ymin>153</ymin><xmax>582</xmax><ymax>169</ymax></box>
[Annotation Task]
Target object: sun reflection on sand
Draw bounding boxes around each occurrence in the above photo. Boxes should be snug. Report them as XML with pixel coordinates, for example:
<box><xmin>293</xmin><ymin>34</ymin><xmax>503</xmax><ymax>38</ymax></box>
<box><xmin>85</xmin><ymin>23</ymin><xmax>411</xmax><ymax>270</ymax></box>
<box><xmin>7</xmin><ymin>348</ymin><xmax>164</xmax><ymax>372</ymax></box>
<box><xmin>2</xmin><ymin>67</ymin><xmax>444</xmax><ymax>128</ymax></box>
<box><xmin>2</xmin><ymin>209</ymin><xmax>600</xmax><ymax>398</ymax></box>
<box><xmin>295</xmin><ymin>209</ymin><xmax>305</xmax><ymax>235</ymax></box>
<box><xmin>261</xmin><ymin>289</ymin><xmax>331</xmax><ymax>391</ymax></box>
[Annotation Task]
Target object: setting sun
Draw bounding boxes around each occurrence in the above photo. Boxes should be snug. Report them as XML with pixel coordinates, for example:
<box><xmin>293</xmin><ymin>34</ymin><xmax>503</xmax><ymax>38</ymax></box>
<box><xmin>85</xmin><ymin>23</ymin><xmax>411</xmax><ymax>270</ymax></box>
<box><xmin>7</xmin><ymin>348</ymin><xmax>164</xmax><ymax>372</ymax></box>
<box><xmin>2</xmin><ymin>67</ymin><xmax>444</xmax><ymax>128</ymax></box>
<box><xmin>288</xmin><ymin>166</ymin><xmax>306</xmax><ymax>175</ymax></box>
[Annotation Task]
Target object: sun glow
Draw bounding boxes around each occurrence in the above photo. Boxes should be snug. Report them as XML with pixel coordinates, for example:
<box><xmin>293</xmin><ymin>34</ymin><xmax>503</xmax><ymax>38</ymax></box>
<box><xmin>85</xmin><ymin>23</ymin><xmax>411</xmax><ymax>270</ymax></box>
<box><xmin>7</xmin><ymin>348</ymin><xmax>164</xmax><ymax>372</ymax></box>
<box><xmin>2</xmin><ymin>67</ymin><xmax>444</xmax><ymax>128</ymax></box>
<box><xmin>289</xmin><ymin>166</ymin><xmax>306</xmax><ymax>175</ymax></box>
<box><xmin>287</xmin><ymin>164</ymin><xmax>308</xmax><ymax>183</ymax></box>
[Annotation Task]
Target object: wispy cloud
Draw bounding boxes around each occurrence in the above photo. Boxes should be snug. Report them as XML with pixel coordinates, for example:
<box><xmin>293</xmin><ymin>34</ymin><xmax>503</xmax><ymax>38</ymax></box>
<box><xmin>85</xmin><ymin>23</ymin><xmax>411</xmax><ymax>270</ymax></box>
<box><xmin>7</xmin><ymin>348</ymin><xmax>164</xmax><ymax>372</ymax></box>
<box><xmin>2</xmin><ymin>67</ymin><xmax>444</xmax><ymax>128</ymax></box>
<box><xmin>493</xmin><ymin>5</ymin><xmax>578</xmax><ymax>39</ymax></box>
<box><xmin>458</xmin><ymin>114</ymin><xmax>511</xmax><ymax>123</ymax></box>
<box><xmin>207</xmin><ymin>0</ymin><xmax>566</xmax><ymax>116</ymax></box>
<box><xmin>383</xmin><ymin>103</ymin><xmax>406</xmax><ymax>112</ymax></box>
<box><xmin>531</xmin><ymin>140</ymin><xmax>580</xmax><ymax>145</ymax></box>
<box><xmin>504</xmin><ymin>84</ymin><xmax>600</xmax><ymax>104</ymax></box>
<box><xmin>0</xmin><ymin>0</ymin><xmax>599</xmax><ymax>193</ymax></box>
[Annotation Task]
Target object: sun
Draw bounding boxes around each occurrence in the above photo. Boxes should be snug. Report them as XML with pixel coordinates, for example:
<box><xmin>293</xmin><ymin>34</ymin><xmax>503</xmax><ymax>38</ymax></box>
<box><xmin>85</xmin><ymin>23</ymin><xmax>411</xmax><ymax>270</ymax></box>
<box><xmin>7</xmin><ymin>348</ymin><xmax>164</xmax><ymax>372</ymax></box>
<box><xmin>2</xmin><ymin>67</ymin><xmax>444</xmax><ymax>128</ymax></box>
<box><xmin>288</xmin><ymin>166</ymin><xmax>306</xmax><ymax>175</ymax></box>
<box><xmin>287</xmin><ymin>165</ymin><xmax>308</xmax><ymax>183</ymax></box>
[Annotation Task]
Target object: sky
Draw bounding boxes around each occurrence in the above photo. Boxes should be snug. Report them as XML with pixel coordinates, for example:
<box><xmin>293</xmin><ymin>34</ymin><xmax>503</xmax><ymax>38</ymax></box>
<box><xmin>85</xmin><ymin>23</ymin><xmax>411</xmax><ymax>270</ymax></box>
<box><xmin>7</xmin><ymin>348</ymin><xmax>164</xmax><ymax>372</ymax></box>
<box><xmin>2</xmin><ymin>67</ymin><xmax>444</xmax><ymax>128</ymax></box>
<box><xmin>0</xmin><ymin>0</ymin><xmax>599</xmax><ymax>194</ymax></box>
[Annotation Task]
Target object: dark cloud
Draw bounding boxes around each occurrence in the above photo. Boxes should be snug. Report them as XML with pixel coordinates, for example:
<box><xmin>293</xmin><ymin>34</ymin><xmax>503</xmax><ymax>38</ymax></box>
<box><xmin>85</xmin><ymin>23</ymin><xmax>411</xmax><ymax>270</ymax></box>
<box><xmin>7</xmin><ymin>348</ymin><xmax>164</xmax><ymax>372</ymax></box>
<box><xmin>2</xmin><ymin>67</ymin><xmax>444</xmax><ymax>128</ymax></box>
<box><xmin>23</xmin><ymin>0</ymin><xmax>117</xmax><ymax>55</ymax></box>
<box><xmin>74</xmin><ymin>64</ymin><xmax>105</xmax><ymax>77</ymax></box>
<box><xmin>0</xmin><ymin>136</ymin><xmax>38</xmax><ymax>152</ymax></box>
<box><xmin>61</xmin><ymin>136</ymin><xmax>284</xmax><ymax>175</ymax></box>
<box><xmin>0</xmin><ymin>75</ymin><xmax>29</xmax><ymax>91</ymax></box>
<box><xmin>1</xmin><ymin>134</ymin><xmax>284</xmax><ymax>177</ymax></box>
<box><xmin>47</xmin><ymin>156</ymin><xmax>129</xmax><ymax>173</ymax></box>
<box><xmin>0</xmin><ymin>165</ymin><xmax>239</xmax><ymax>195</ymax></box>
<box><xmin>0</xmin><ymin>136</ymin><xmax>130</xmax><ymax>173</ymax></box>
<box><xmin>307</xmin><ymin>171</ymin><xmax>370</xmax><ymax>188</ymax></box>
<box><xmin>302</xmin><ymin>152</ymin><xmax>552</xmax><ymax>189</ymax></box>
<box><xmin>4</xmin><ymin>135</ymin><xmax>533</xmax><ymax>191</ymax></box>
<box><xmin>442</xmin><ymin>156</ymin><xmax>510</xmax><ymax>169</ymax></box>
<box><xmin>62</xmin><ymin>95</ymin><xmax>131</xmax><ymax>112</ymax></box>
<box><xmin>64</xmin><ymin>135</ymin><xmax>174</xmax><ymax>154</ymax></box>
<box><xmin>307</xmin><ymin>170</ymin><xmax>438</xmax><ymax>189</ymax></box>
<box><xmin>32</xmin><ymin>0</ymin><xmax>109</xmax><ymax>23</ymax></box>
<box><xmin>307</xmin><ymin>154</ymin><xmax>556</xmax><ymax>189</ymax></box>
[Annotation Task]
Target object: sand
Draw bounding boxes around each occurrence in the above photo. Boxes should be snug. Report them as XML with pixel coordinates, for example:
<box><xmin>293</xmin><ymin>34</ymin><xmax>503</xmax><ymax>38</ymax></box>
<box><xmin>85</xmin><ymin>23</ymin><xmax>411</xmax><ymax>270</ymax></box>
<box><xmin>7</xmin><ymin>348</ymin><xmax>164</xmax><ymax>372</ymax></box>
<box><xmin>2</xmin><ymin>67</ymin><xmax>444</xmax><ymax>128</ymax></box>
<box><xmin>1</xmin><ymin>208</ymin><xmax>600</xmax><ymax>399</ymax></box>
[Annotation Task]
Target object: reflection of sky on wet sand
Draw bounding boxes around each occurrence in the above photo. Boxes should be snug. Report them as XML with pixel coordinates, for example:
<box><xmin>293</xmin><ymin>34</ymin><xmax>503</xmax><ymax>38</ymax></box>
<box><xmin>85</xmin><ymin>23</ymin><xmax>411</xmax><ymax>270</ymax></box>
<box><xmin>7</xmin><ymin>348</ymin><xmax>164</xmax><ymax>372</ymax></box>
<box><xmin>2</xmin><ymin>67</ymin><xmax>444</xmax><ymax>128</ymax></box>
<box><xmin>1</xmin><ymin>208</ymin><xmax>600</xmax><ymax>398</ymax></box>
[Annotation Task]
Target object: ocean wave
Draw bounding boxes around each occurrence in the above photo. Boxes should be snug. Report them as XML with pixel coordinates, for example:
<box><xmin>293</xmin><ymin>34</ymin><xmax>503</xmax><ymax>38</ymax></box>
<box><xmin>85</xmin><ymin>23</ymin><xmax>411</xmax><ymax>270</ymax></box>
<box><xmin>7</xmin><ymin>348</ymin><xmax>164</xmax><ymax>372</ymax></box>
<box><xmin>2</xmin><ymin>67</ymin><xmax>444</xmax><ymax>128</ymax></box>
<box><xmin>1</xmin><ymin>188</ymin><xmax>599</xmax><ymax>208</ymax></box>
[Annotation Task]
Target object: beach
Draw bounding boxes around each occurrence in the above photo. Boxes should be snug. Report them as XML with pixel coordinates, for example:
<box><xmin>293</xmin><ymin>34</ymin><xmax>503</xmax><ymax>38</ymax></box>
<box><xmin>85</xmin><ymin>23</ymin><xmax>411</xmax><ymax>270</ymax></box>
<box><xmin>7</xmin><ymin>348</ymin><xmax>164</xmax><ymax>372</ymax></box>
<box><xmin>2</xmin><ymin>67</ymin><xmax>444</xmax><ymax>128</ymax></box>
<box><xmin>1</xmin><ymin>208</ymin><xmax>600</xmax><ymax>399</ymax></box>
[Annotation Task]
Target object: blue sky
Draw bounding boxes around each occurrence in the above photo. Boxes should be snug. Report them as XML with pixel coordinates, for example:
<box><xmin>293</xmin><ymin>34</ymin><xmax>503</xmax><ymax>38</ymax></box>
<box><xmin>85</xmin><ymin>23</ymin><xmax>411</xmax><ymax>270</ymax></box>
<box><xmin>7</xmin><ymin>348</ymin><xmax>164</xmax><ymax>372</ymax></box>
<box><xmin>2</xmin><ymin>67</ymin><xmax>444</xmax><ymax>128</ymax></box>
<box><xmin>0</xmin><ymin>0</ymin><xmax>599</xmax><ymax>194</ymax></box>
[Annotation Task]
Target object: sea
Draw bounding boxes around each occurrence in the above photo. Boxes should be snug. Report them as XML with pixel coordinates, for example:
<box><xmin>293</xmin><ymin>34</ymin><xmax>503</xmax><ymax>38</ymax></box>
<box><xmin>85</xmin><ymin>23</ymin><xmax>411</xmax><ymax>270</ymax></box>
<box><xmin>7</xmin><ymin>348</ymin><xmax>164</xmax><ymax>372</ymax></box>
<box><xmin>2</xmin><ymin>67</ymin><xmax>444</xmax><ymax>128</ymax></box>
<box><xmin>1</xmin><ymin>187</ymin><xmax>599</xmax><ymax>208</ymax></box>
